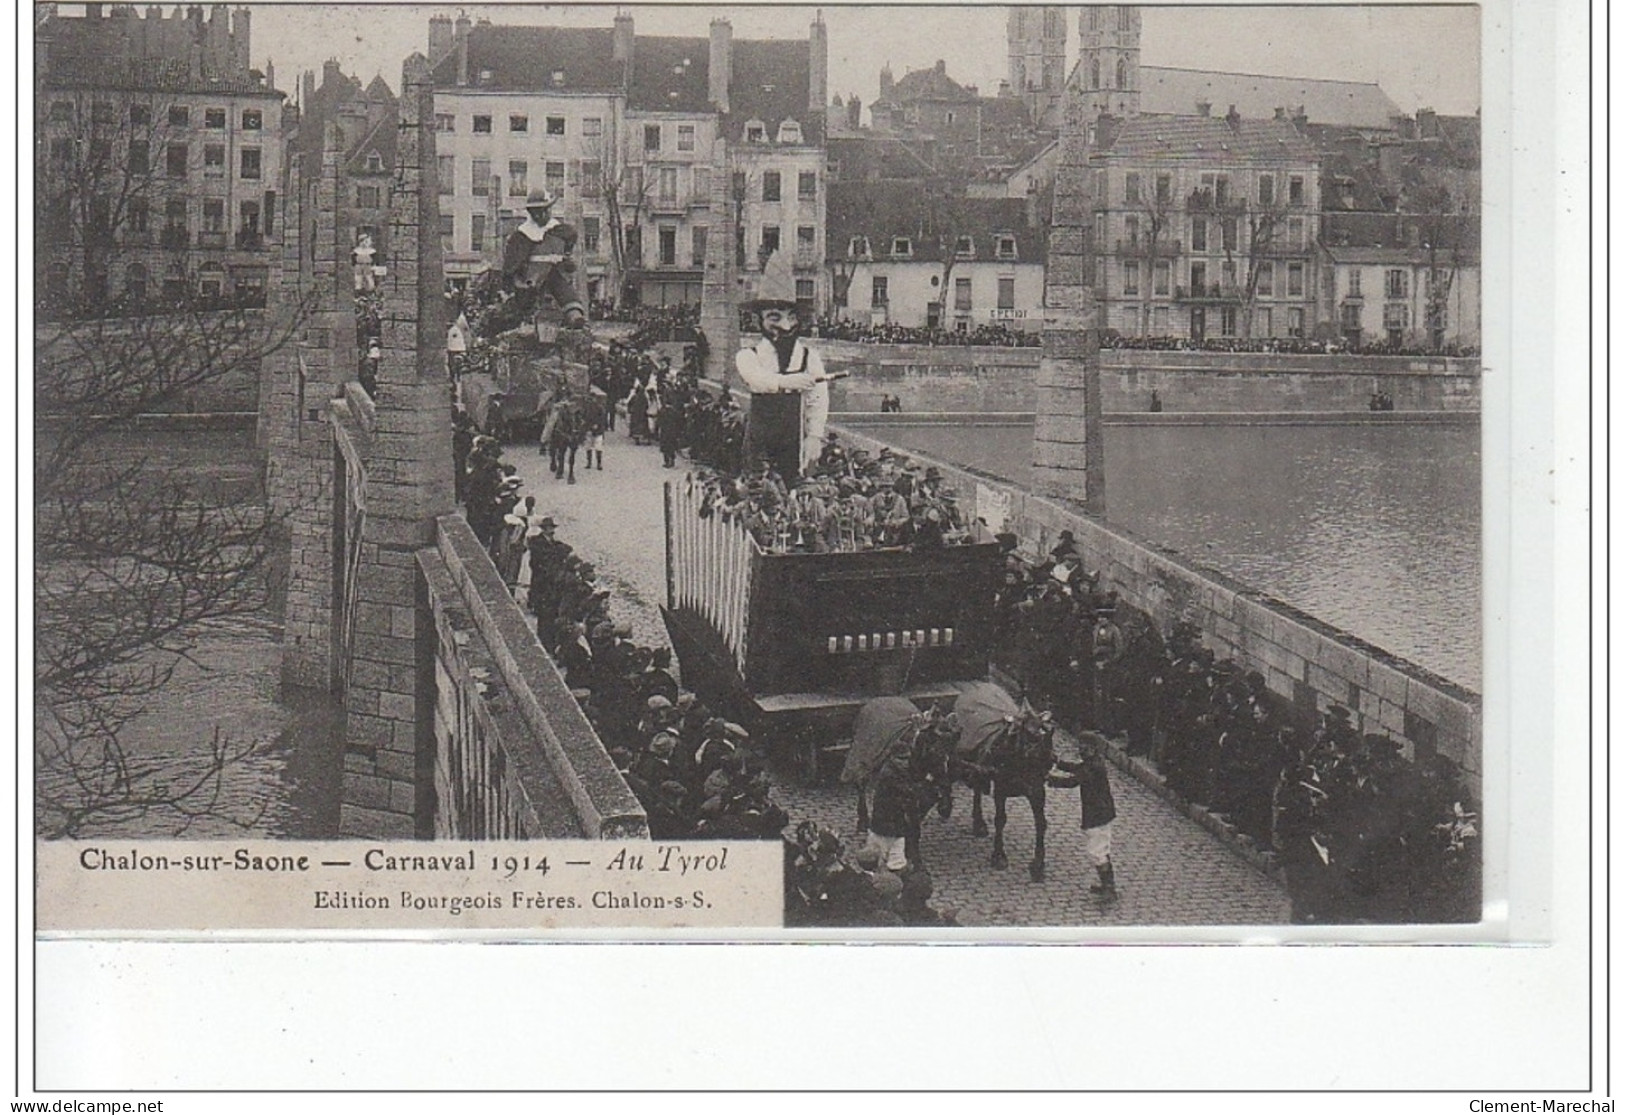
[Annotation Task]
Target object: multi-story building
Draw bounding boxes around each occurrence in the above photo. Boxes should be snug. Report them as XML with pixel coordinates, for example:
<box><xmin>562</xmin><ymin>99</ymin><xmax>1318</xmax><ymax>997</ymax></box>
<box><xmin>618</xmin><ymin>23</ymin><xmax>720</xmax><ymax>306</ymax></box>
<box><xmin>825</xmin><ymin>182</ymin><xmax>1045</xmax><ymax>330</ymax></box>
<box><xmin>36</xmin><ymin>3</ymin><xmax>285</xmax><ymax>310</ymax></box>
<box><xmin>1089</xmin><ymin>111</ymin><xmax>1322</xmax><ymax>341</ymax></box>
<box><xmin>427</xmin><ymin>15</ymin><xmax>623</xmax><ymax>293</ymax></box>
<box><xmin>425</xmin><ymin>11</ymin><xmax>827</xmax><ymax>309</ymax></box>
<box><xmin>1319</xmin><ymin>212</ymin><xmax>1480</xmax><ymax>349</ymax></box>
<box><xmin>288</xmin><ymin>62</ymin><xmax>398</xmax><ymax>266</ymax></box>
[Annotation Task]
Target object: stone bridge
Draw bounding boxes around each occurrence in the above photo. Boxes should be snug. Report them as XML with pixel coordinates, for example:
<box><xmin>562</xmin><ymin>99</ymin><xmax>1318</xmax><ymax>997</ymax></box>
<box><xmin>259</xmin><ymin>55</ymin><xmax>645</xmax><ymax>840</ymax></box>
<box><xmin>251</xmin><ymin>54</ymin><xmax>1479</xmax><ymax>845</ymax></box>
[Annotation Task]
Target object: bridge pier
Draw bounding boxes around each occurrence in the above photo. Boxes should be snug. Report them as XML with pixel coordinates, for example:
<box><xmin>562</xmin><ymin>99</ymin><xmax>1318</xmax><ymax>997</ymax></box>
<box><xmin>272</xmin><ymin>122</ymin><xmax>355</xmax><ymax>690</ymax></box>
<box><xmin>337</xmin><ymin>53</ymin><xmax>456</xmax><ymax>838</ymax></box>
<box><xmin>1032</xmin><ymin>92</ymin><xmax>1107</xmax><ymax>517</ymax></box>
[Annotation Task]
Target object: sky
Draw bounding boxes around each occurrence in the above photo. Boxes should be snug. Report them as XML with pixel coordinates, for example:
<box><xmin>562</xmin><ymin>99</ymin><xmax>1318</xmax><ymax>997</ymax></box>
<box><xmin>71</xmin><ymin>3</ymin><xmax>1483</xmax><ymax>118</ymax></box>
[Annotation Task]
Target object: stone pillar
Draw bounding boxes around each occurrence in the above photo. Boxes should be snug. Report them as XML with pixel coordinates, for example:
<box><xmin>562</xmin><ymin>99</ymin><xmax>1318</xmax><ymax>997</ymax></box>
<box><xmin>698</xmin><ymin>137</ymin><xmax>740</xmax><ymax>386</ymax></box>
<box><xmin>339</xmin><ymin>53</ymin><xmax>456</xmax><ymax>838</ymax></box>
<box><xmin>1032</xmin><ymin>92</ymin><xmax>1106</xmax><ymax>516</ymax></box>
<box><xmin>275</xmin><ymin>124</ymin><xmax>356</xmax><ymax>688</ymax></box>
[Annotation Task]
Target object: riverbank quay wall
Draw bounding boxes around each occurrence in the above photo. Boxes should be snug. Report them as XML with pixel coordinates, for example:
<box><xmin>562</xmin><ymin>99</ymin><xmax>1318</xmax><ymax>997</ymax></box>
<box><xmin>829</xmin><ymin>423</ymin><xmax>1483</xmax><ymax>792</ymax></box>
<box><xmin>819</xmin><ymin>342</ymin><xmax>1481</xmax><ymax>415</ymax></box>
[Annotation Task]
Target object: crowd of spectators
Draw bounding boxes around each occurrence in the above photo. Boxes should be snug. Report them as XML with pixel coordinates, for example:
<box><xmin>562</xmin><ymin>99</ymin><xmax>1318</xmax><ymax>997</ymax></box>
<box><xmin>1103</xmin><ymin>332</ymin><xmax>1479</xmax><ymax>357</ymax></box>
<box><xmin>986</xmin><ymin>540</ymin><xmax>1478</xmax><ymax>918</ymax></box>
<box><xmin>809</xmin><ymin>317</ymin><xmax>1041</xmax><ymax>348</ymax></box>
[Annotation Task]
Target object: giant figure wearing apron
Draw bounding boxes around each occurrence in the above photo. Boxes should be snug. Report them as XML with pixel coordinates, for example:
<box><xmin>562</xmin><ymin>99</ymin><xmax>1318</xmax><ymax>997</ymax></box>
<box><xmin>735</xmin><ymin>250</ymin><xmax>840</xmax><ymax>485</ymax></box>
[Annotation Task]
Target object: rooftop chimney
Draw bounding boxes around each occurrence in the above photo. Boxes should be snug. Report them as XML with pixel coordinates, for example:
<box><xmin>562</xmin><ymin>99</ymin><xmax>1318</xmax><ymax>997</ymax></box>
<box><xmin>86</xmin><ymin>3</ymin><xmax>102</xmax><ymax>18</ymax></box>
<box><xmin>848</xmin><ymin>95</ymin><xmax>861</xmax><ymax>129</ymax></box>
<box><xmin>322</xmin><ymin>58</ymin><xmax>342</xmax><ymax>88</ymax></box>
<box><xmin>613</xmin><ymin>9</ymin><xmax>634</xmax><ymax>70</ymax></box>
<box><xmin>708</xmin><ymin>18</ymin><xmax>732</xmax><ymax>113</ymax></box>
<box><xmin>454</xmin><ymin>10</ymin><xmax>471</xmax><ymax>85</ymax></box>
<box><xmin>808</xmin><ymin>12</ymin><xmax>828</xmax><ymax>114</ymax></box>
<box><xmin>300</xmin><ymin>69</ymin><xmax>315</xmax><ymax>108</ymax></box>
<box><xmin>878</xmin><ymin>62</ymin><xmax>894</xmax><ymax>100</ymax></box>
<box><xmin>1274</xmin><ymin>105</ymin><xmax>1286</xmax><ymax>120</ymax></box>
<box><xmin>1225</xmin><ymin>104</ymin><xmax>1241</xmax><ymax>133</ymax></box>
<box><xmin>428</xmin><ymin>14</ymin><xmax>453</xmax><ymax>65</ymax></box>
<box><xmin>1195</xmin><ymin>100</ymin><xmax>1211</xmax><ymax>117</ymax></box>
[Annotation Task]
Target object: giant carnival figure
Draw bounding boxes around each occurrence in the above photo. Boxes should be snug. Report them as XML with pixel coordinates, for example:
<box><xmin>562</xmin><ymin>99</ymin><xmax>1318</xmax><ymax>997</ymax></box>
<box><xmin>734</xmin><ymin>250</ymin><xmax>846</xmax><ymax>485</ymax></box>
<box><xmin>481</xmin><ymin>185</ymin><xmax>588</xmax><ymax>340</ymax></box>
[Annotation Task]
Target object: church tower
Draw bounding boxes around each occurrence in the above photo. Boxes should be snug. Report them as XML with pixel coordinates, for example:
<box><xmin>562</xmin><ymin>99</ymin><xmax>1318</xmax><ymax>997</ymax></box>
<box><xmin>1007</xmin><ymin>6</ymin><xmax>1067</xmax><ymax>130</ymax></box>
<box><xmin>1075</xmin><ymin>4</ymin><xmax>1141</xmax><ymax>121</ymax></box>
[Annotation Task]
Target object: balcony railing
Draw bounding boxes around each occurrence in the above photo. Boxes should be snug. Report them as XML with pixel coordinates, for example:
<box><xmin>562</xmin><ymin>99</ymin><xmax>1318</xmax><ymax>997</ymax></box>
<box><xmin>1115</xmin><ymin>238</ymin><xmax>1182</xmax><ymax>257</ymax></box>
<box><xmin>160</xmin><ymin>229</ymin><xmax>190</xmax><ymax>249</ymax></box>
<box><xmin>197</xmin><ymin>230</ymin><xmax>228</xmax><ymax>249</ymax></box>
<box><xmin>1174</xmin><ymin>282</ymin><xmax>1243</xmax><ymax>303</ymax></box>
<box><xmin>235</xmin><ymin>230</ymin><xmax>266</xmax><ymax>250</ymax></box>
<box><xmin>1186</xmin><ymin>189</ymin><xmax>1249</xmax><ymax>214</ymax></box>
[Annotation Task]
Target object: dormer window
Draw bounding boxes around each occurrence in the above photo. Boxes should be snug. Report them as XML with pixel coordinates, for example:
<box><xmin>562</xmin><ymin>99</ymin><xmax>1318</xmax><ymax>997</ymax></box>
<box><xmin>776</xmin><ymin>118</ymin><xmax>803</xmax><ymax>144</ymax></box>
<box><xmin>849</xmin><ymin>235</ymin><xmax>871</xmax><ymax>259</ymax></box>
<box><xmin>367</xmin><ymin>152</ymin><xmax>383</xmax><ymax>173</ymax></box>
<box><xmin>955</xmin><ymin>235</ymin><xmax>975</xmax><ymax>258</ymax></box>
<box><xmin>995</xmin><ymin>235</ymin><xmax>1018</xmax><ymax>260</ymax></box>
<box><xmin>891</xmin><ymin>237</ymin><xmax>913</xmax><ymax>258</ymax></box>
<box><xmin>744</xmin><ymin>118</ymin><xmax>767</xmax><ymax>143</ymax></box>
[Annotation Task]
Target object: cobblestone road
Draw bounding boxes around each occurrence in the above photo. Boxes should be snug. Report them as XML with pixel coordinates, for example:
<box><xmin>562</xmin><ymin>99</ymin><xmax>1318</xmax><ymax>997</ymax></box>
<box><xmin>509</xmin><ymin>425</ymin><xmax>1290</xmax><ymax>927</ymax></box>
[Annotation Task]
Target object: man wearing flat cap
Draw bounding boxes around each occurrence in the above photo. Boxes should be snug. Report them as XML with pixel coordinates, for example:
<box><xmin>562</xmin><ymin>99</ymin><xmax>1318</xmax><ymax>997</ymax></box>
<box><xmin>735</xmin><ymin>250</ymin><xmax>845</xmax><ymax>484</ymax></box>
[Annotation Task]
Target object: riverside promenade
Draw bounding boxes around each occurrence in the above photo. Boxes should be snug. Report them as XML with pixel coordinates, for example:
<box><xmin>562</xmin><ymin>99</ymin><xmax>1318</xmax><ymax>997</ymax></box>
<box><xmin>508</xmin><ymin>424</ymin><xmax>1290</xmax><ymax>928</ymax></box>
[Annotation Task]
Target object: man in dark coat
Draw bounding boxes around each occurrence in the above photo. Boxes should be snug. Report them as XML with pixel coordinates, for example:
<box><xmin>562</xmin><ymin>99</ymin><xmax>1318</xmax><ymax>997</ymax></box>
<box><xmin>1054</xmin><ymin>740</ymin><xmax>1119</xmax><ymax>902</ymax></box>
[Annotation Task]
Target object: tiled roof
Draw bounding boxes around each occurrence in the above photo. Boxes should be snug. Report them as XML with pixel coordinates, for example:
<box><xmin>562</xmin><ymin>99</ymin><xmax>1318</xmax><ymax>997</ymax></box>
<box><xmin>1100</xmin><ymin>114</ymin><xmax>1319</xmax><ymax>163</ymax></box>
<box><xmin>827</xmin><ymin>181</ymin><xmax>1041</xmax><ymax>262</ymax></box>
<box><xmin>344</xmin><ymin>105</ymin><xmax>398</xmax><ymax>176</ymax></box>
<box><xmin>1135</xmin><ymin>65</ymin><xmax>1403</xmax><ymax>130</ymax></box>
<box><xmin>627</xmin><ymin>36</ymin><xmax>712</xmax><ymax>114</ymax></box>
<box><xmin>430</xmin><ymin>25</ymin><xmax>621</xmax><ymax>93</ymax></box>
<box><xmin>724</xmin><ymin>38</ymin><xmax>819</xmax><ymax>145</ymax></box>
<box><xmin>1321</xmin><ymin>212</ymin><xmax>1479</xmax><ymax>260</ymax></box>
<box><xmin>890</xmin><ymin>62</ymin><xmax>977</xmax><ymax>103</ymax></box>
<box><xmin>44</xmin><ymin>52</ymin><xmax>281</xmax><ymax>97</ymax></box>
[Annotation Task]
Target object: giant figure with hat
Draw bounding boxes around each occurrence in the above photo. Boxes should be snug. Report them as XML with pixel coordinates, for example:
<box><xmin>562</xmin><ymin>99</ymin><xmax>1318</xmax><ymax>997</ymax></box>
<box><xmin>734</xmin><ymin>250</ymin><xmax>846</xmax><ymax>485</ymax></box>
<box><xmin>484</xmin><ymin>185</ymin><xmax>587</xmax><ymax>337</ymax></box>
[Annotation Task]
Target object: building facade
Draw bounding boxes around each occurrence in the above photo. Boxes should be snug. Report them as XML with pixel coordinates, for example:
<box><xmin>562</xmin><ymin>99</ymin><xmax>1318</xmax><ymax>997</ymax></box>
<box><xmin>1320</xmin><ymin>213</ymin><xmax>1480</xmax><ymax>349</ymax></box>
<box><xmin>36</xmin><ymin>4</ymin><xmax>285</xmax><ymax>310</ymax></box>
<box><xmin>427</xmin><ymin>17</ymin><xmax>623</xmax><ymax>292</ymax></box>
<box><xmin>425</xmin><ymin>12</ymin><xmax>826</xmax><ymax>309</ymax></box>
<box><xmin>1089</xmin><ymin>112</ymin><xmax>1322</xmax><ymax>340</ymax></box>
<box><xmin>826</xmin><ymin>183</ymin><xmax>1044</xmax><ymax>329</ymax></box>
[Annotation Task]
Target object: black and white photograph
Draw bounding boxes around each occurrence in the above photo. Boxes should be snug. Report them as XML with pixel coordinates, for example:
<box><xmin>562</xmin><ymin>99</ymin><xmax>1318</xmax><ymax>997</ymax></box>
<box><xmin>33</xmin><ymin>0</ymin><xmax>1494</xmax><ymax>936</ymax></box>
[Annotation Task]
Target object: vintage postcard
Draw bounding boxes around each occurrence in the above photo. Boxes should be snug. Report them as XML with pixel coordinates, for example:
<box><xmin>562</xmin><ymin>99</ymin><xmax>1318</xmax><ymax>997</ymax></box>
<box><xmin>32</xmin><ymin>1</ymin><xmax>1496</xmax><ymax>942</ymax></box>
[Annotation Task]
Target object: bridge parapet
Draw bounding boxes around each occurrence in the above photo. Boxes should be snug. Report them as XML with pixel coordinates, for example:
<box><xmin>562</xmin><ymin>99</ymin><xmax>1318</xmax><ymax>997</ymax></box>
<box><xmin>830</xmin><ymin>423</ymin><xmax>1483</xmax><ymax>794</ymax></box>
<box><xmin>421</xmin><ymin>514</ymin><xmax>648</xmax><ymax>839</ymax></box>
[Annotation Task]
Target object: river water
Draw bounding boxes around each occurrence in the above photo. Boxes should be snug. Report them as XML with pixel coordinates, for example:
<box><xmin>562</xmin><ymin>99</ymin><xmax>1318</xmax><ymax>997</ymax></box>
<box><xmin>847</xmin><ymin>421</ymin><xmax>1481</xmax><ymax>692</ymax></box>
<box><xmin>38</xmin><ymin>428</ymin><xmax>344</xmax><ymax>840</ymax></box>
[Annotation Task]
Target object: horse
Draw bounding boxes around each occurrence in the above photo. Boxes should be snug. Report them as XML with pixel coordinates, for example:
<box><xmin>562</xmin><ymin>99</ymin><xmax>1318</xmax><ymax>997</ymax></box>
<box><xmin>842</xmin><ymin>698</ymin><xmax>957</xmax><ymax>868</ymax></box>
<box><xmin>543</xmin><ymin>399</ymin><xmax>583</xmax><ymax>483</ymax></box>
<box><xmin>925</xmin><ymin>682</ymin><xmax>1058</xmax><ymax>882</ymax></box>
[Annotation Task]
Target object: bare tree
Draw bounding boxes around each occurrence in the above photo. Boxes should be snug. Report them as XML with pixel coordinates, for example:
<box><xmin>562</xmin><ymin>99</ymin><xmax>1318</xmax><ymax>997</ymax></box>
<box><xmin>594</xmin><ymin>147</ymin><xmax>652</xmax><ymax>306</ymax></box>
<box><xmin>34</xmin><ymin>297</ymin><xmax>310</xmax><ymax>837</ymax></box>
<box><xmin>36</xmin><ymin>91</ymin><xmax>181</xmax><ymax>313</ymax></box>
<box><xmin>1416</xmin><ymin>211</ymin><xmax>1464</xmax><ymax>352</ymax></box>
<box><xmin>1131</xmin><ymin>176</ymin><xmax>1177</xmax><ymax>337</ymax></box>
<box><xmin>1227</xmin><ymin>190</ymin><xmax>1291</xmax><ymax>340</ymax></box>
